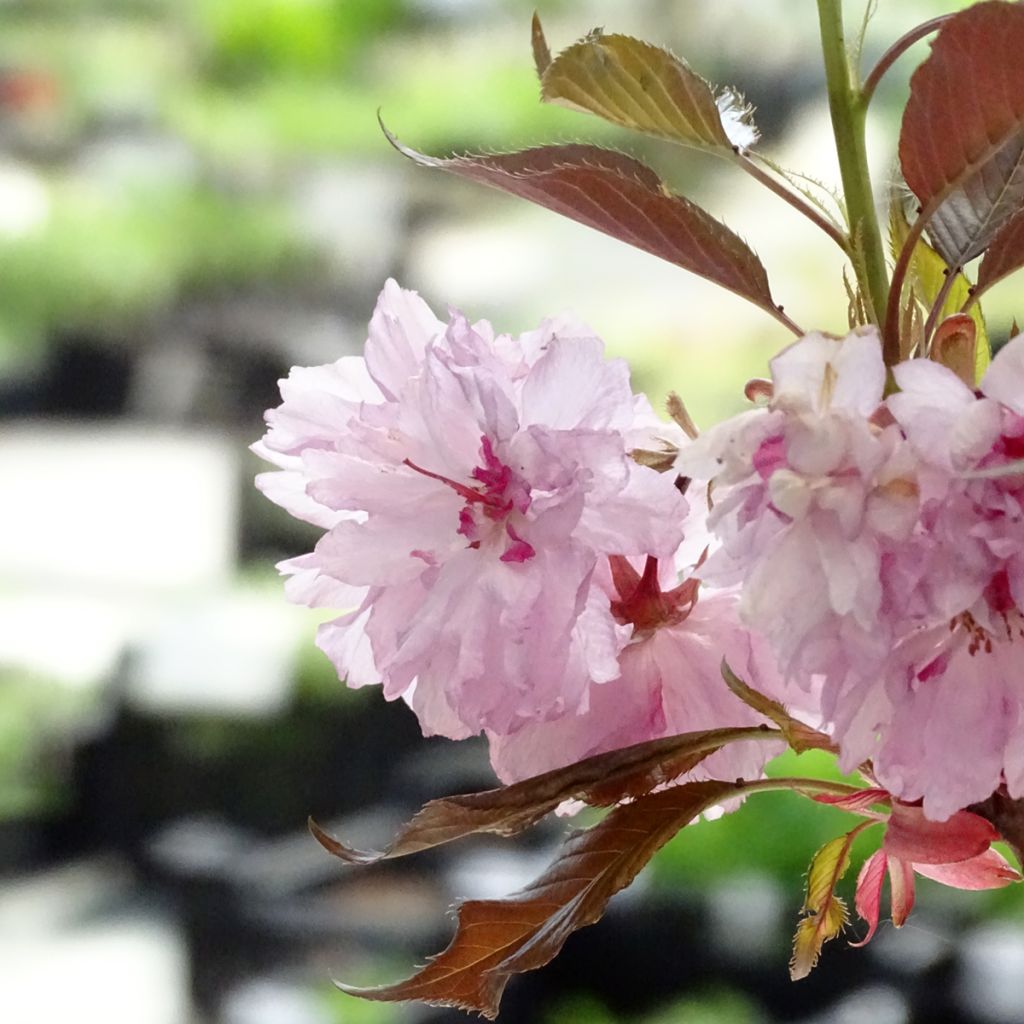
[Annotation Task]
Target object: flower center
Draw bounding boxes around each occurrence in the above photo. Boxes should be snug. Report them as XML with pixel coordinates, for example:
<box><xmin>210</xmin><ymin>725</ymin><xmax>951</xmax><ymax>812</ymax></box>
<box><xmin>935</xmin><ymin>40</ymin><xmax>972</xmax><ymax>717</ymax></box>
<box><xmin>943</xmin><ymin>571</ymin><xmax>1024</xmax><ymax>658</ymax></box>
<box><xmin>609</xmin><ymin>555</ymin><xmax>699</xmax><ymax>633</ymax></box>
<box><xmin>404</xmin><ymin>436</ymin><xmax>535</xmax><ymax>563</ymax></box>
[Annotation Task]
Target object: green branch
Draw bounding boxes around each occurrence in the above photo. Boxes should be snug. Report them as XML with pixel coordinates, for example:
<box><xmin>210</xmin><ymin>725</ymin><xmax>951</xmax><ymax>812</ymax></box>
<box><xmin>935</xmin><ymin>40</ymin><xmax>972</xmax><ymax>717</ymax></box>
<box><xmin>817</xmin><ymin>0</ymin><xmax>890</xmax><ymax>337</ymax></box>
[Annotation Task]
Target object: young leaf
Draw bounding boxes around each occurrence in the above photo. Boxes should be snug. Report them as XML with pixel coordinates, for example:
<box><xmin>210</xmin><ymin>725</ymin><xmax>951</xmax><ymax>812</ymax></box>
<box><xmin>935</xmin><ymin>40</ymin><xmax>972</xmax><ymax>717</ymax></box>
<box><xmin>337</xmin><ymin>780</ymin><xmax>739</xmax><ymax>1019</ymax></box>
<box><xmin>889</xmin><ymin>198</ymin><xmax>990</xmax><ymax>374</ymax></box>
<box><xmin>790</xmin><ymin>824</ymin><xmax>868</xmax><ymax>980</ymax></box>
<box><xmin>900</xmin><ymin>2</ymin><xmax>1024</xmax><ymax>262</ymax></box>
<box><xmin>537</xmin><ymin>25</ymin><xmax>737</xmax><ymax>151</ymax></box>
<box><xmin>930</xmin><ymin>313</ymin><xmax>977</xmax><ymax>387</ymax></box>
<box><xmin>310</xmin><ymin>723</ymin><xmax>776</xmax><ymax>865</ymax></box>
<box><xmin>851</xmin><ymin>849</ymin><xmax>887</xmax><ymax>947</ymax></box>
<box><xmin>721</xmin><ymin>659</ymin><xmax>836</xmax><ymax>753</ymax></box>
<box><xmin>381</xmin><ymin>128</ymin><xmax>793</xmax><ymax>330</ymax></box>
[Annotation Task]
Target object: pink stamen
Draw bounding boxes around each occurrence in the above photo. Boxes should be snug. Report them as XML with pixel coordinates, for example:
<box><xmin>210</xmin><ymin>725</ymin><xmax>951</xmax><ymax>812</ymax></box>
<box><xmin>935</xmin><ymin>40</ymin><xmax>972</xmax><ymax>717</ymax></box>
<box><xmin>405</xmin><ymin>437</ymin><xmax>535</xmax><ymax>559</ymax></box>
<box><xmin>500</xmin><ymin>523</ymin><xmax>536</xmax><ymax>563</ymax></box>
<box><xmin>753</xmin><ymin>435</ymin><xmax>786</xmax><ymax>479</ymax></box>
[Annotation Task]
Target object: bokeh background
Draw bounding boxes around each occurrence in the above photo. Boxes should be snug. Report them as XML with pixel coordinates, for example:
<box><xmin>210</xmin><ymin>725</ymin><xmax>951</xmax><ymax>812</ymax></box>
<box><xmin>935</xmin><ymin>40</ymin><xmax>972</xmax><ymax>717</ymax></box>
<box><xmin>4</xmin><ymin>1</ymin><xmax>1024</xmax><ymax>1022</ymax></box>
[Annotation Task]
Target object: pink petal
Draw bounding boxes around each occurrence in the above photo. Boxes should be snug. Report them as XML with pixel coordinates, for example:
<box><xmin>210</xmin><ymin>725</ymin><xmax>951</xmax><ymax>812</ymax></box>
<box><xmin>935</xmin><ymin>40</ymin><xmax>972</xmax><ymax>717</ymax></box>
<box><xmin>887</xmin><ymin>856</ymin><xmax>916</xmax><ymax>928</ymax></box>
<box><xmin>770</xmin><ymin>329</ymin><xmax>885</xmax><ymax>417</ymax></box>
<box><xmin>982</xmin><ymin>331</ymin><xmax>1024</xmax><ymax>416</ymax></box>
<box><xmin>363</xmin><ymin>278</ymin><xmax>444</xmax><ymax>400</ymax></box>
<box><xmin>852</xmin><ymin>849</ymin><xmax>888</xmax><ymax>946</ymax></box>
<box><xmin>914</xmin><ymin>848</ymin><xmax>1021</xmax><ymax>890</ymax></box>
<box><xmin>519</xmin><ymin>337</ymin><xmax>634</xmax><ymax>431</ymax></box>
<box><xmin>884</xmin><ymin>803</ymin><xmax>997</xmax><ymax>865</ymax></box>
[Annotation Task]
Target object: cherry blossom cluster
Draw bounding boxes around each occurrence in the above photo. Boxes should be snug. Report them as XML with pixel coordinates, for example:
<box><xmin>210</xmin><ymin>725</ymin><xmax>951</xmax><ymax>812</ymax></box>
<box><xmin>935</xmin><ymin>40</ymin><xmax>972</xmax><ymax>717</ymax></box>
<box><xmin>255</xmin><ymin>279</ymin><xmax>1024</xmax><ymax>827</ymax></box>
<box><xmin>680</xmin><ymin>325</ymin><xmax>1024</xmax><ymax>820</ymax></box>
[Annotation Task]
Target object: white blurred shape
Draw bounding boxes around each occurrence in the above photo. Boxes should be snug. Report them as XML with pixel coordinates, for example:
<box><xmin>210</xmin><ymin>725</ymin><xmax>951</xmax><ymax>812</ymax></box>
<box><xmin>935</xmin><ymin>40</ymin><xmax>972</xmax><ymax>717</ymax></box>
<box><xmin>78</xmin><ymin>133</ymin><xmax>197</xmax><ymax>191</ymax></box>
<box><xmin>957</xmin><ymin>923</ymin><xmax>1024</xmax><ymax>1023</ymax></box>
<box><xmin>812</xmin><ymin>985</ymin><xmax>910</xmax><ymax>1024</ymax></box>
<box><xmin>0</xmin><ymin>591</ymin><xmax>131</xmax><ymax>687</ymax></box>
<box><xmin>870</xmin><ymin>918</ymin><xmax>949</xmax><ymax>974</ymax></box>
<box><xmin>130</xmin><ymin>591</ymin><xmax>302</xmax><ymax>715</ymax></box>
<box><xmin>707</xmin><ymin>871</ymin><xmax>786</xmax><ymax>963</ymax></box>
<box><xmin>0</xmin><ymin>425</ymin><xmax>237</xmax><ymax>592</ymax></box>
<box><xmin>0</xmin><ymin>874</ymin><xmax>188</xmax><ymax>1024</ymax></box>
<box><xmin>0</xmin><ymin>161</ymin><xmax>49</xmax><ymax>238</ymax></box>
<box><xmin>293</xmin><ymin>162</ymin><xmax>403</xmax><ymax>290</ymax></box>
<box><xmin>224</xmin><ymin>979</ymin><xmax>334</xmax><ymax>1024</ymax></box>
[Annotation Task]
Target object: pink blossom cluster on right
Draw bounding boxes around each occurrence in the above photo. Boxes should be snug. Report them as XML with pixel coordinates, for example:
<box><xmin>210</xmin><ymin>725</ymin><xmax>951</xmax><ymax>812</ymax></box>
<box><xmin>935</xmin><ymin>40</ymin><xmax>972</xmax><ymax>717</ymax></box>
<box><xmin>679</xmin><ymin>328</ymin><xmax>1024</xmax><ymax>820</ymax></box>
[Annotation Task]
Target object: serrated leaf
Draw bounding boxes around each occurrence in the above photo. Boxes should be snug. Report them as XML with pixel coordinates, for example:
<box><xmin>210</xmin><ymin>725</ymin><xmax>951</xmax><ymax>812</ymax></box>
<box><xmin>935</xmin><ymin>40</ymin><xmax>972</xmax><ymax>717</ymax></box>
<box><xmin>900</xmin><ymin>2</ymin><xmax>1024</xmax><ymax>264</ymax></box>
<box><xmin>537</xmin><ymin>24</ymin><xmax>736</xmax><ymax>151</ymax></box>
<box><xmin>382</xmin><ymin>129</ymin><xmax>787</xmax><ymax>324</ymax></box>
<box><xmin>310</xmin><ymin>724</ymin><xmax>775</xmax><ymax>865</ymax></box>
<box><xmin>928</xmin><ymin>134</ymin><xmax>1024</xmax><ymax>266</ymax></box>
<box><xmin>721</xmin><ymin>659</ymin><xmax>835</xmax><ymax>754</ymax></box>
<box><xmin>337</xmin><ymin>780</ymin><xmax>738</xmax><ymax>1019</ymax></box>
<box><xmin>790</xmin><ymin>826</ymin><xmax>866</xmax><ymax>980</ymax></box>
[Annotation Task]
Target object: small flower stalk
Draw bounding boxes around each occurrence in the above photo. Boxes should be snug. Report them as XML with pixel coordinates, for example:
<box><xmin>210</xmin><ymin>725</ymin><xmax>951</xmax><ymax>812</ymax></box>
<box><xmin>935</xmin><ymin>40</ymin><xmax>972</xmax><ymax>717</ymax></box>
<box><xmin>254</xmin><ymin>1</ymin><xmax>1024</xmax><ymax>1013</ymax></box>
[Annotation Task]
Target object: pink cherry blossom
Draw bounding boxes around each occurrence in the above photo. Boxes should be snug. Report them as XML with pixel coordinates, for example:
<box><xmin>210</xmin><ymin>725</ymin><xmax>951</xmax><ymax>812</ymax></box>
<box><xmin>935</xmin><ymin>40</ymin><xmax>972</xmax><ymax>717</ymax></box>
<box><xmin>834</xmin><ymin>332</ymin><xmax>1024</xmax><ymax>819</ymax></box>
<box><xmin>675</xmin><ymin>328</ymin><xmax>919</xmax><ymax>690</ymax></box>
<box><xmin>487</xmin><ymin>553</ymin><xmax>788</xmax><ymax>786</ymax></box>
<box><xmin>255</xmin><ymin>279</ymin><xmax>687</xmax><ymax>740</ymax></box>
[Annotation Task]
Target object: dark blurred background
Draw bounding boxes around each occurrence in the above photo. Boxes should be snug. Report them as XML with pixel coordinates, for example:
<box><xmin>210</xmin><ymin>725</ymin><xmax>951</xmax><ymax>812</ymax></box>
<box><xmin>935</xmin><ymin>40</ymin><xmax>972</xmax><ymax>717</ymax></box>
<box><xmin>3</xmin><ymin>1</ymin><xmax>1024</xmax><ymax>1022</ymax></box>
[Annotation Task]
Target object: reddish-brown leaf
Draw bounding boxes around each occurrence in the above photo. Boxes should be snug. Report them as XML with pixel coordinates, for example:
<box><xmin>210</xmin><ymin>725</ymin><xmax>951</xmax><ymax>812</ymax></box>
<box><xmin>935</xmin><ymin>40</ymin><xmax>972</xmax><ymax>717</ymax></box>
<box><xmin>381</xmin><ymin>127</ymin><xmax>785</xmax><ymax>323</ymax></box>
<box><xmin>927</xmin><ymin>135</ymin><xmax>1024</xmax><ymax>267</ymax></box>
<box><xmin>336</xmin><ymin>780</ymin><xmax>738</xmax><ymax>1018</ymax></box>
<box><xmin>310</xmin><ymin>724</ymin><xmax>775</xmax><ymax>865</ymax></box>
<box><xmin>900</xmin><ymin>2</ymin><xmax>1024</xmax><ymax>260</ymax></box>
<box><xmin>977</xmin><ymin>206</ymin><xmax>1024</xmax><ymax>297</ymax></box>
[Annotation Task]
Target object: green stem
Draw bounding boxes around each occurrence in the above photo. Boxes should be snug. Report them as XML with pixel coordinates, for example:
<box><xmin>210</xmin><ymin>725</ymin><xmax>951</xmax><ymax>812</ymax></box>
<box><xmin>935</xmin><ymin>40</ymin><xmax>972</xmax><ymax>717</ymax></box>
<box><xmin>816</xmin><ymin>0</ymin><xmax>890</xmax><ymax>338</ymax></box>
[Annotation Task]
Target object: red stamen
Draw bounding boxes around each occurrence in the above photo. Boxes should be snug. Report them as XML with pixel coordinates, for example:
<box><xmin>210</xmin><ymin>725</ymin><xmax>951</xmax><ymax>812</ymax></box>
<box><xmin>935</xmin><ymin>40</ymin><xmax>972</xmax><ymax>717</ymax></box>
<box><xmin>403</xmin><ymin>457</ymin><xmax>488</xmax><ymax>504</ymax></box>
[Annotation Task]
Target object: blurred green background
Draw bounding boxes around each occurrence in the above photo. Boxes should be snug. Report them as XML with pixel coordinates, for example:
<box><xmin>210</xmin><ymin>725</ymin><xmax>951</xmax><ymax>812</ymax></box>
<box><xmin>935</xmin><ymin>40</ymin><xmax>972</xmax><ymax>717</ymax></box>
<box><xmin>3</xmin><ymin>2</ymin><xmax>1024</xmax><ymax>1023</ymax></box>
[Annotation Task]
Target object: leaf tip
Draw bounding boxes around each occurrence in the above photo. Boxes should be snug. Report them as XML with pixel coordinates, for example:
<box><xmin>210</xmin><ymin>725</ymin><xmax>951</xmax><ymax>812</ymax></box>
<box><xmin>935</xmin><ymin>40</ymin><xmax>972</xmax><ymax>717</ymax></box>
<box><xmin>531</xmin><ymin>12</ymin><xmax>552</xmax><ymax>78</ymax></box>
<box><xmin>377</xmin><ymin>114</ymin><xmax>442</xmax><ymax>169</ymax></box>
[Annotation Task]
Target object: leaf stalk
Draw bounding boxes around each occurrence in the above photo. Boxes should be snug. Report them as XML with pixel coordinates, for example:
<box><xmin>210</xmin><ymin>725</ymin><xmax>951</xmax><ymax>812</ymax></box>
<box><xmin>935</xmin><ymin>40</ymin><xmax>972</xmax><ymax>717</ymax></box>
<box><xmin>860</xmin><ymin>15</ymin><xmax>952</xmax><ymax>107</ymax></box>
